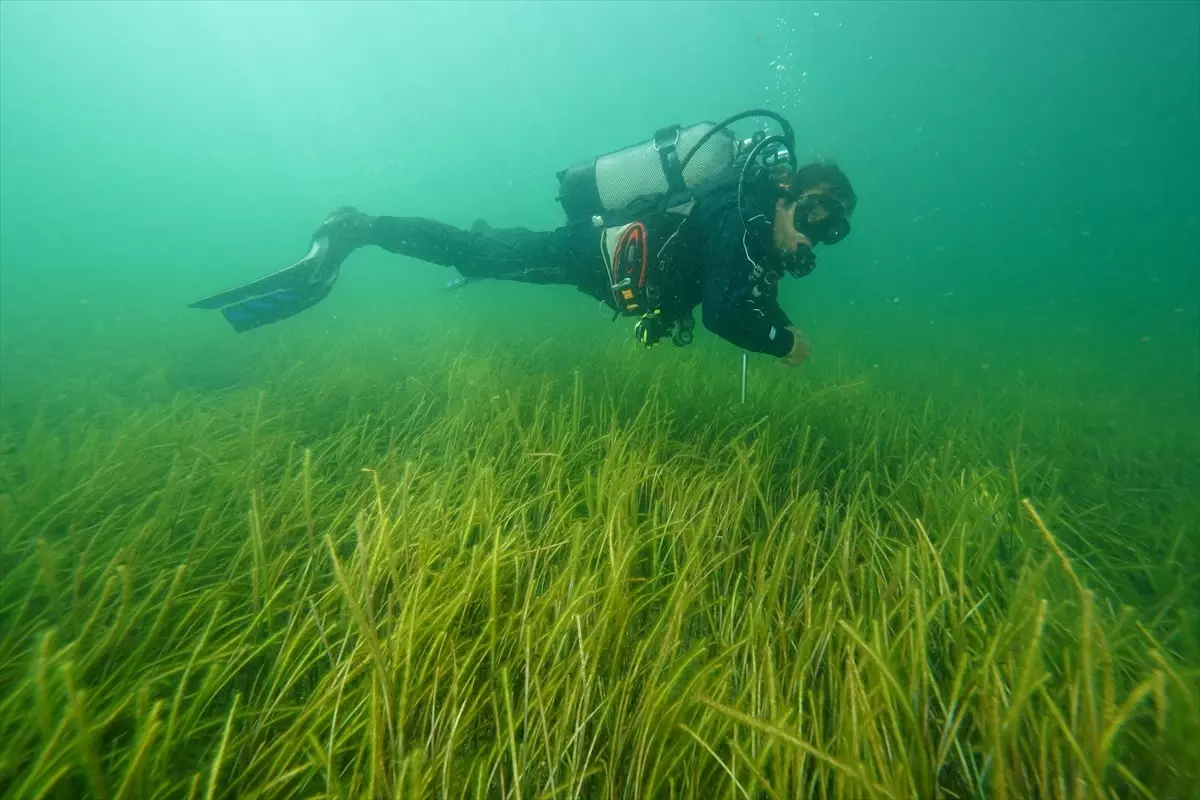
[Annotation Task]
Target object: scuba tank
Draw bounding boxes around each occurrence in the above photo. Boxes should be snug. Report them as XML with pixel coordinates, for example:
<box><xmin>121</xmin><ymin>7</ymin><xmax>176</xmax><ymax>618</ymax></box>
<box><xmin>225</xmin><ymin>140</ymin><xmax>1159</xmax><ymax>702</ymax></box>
<box><xmin>554</xmin><ymin>110</ymin><xmax>799</xmax><ymax>347</ymax></box>
<box><xmin>556</xmin><ymin>122</ymin><xmax>737</xmax><ymax>226</ymax></box>
<box><xmin>555</xmin><ymin>109</ymin><xmax>797</xmax><ymax>228</ymax></box>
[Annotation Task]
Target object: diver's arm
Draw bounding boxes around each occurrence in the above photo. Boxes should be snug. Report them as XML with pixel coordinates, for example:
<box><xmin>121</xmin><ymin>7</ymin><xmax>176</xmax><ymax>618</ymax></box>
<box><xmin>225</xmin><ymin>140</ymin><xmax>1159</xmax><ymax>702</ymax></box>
<box><xmin>753</xmin><ymin>301</ymin><xmax>809</xmax><ymax>366</ymax></box>
<box><xmin>700</xmin><ymin>293</ymin><xmax>796</xmax><ymax>356</ymax></box>
<box><xmin>697</xmin><ymin>211</ymin><xmax>796</xmax><ymax>357</ymax></box>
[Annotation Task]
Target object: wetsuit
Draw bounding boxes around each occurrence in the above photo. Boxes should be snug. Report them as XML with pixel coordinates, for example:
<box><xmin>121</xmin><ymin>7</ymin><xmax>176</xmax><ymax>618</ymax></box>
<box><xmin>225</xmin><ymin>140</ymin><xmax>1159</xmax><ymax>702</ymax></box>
<box><xmin>357</xmin><ymin>186</ymin><xmax>797</xmax><ymax>358</ymax></box>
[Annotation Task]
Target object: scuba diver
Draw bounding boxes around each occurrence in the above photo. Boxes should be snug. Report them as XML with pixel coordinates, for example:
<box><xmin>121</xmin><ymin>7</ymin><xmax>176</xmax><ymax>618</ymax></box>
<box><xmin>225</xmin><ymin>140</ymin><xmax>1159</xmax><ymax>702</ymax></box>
<box><xmin>190</xmin><ymin>110</ymin><xmax>856</xmax><ymax>367</ymax></box>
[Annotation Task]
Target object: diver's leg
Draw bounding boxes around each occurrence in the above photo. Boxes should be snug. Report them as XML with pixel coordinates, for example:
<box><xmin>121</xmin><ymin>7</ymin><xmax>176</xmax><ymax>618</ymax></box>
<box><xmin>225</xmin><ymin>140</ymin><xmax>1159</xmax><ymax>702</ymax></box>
<box><xmin>349</xmin><ymin>216</ymin><xmax>471</xmax><ymax>267</ymax></box>
<box><xmin>285</xmin><ymin>207</ymin><xmax>602</xmax><ymax>286</ymax></box>
<box><xmin>191</xmin><ymin>207</ymin><xmax>608</xmax><ymax>332</ymax></box>
<box><xmin>358</xmin><ymin>214</ymin><xmax>605</xmax><ymax>287</ymax></box>
<box><xmin>316</xmin><ymin>211</ymin><xmax>531</xmax><ymax>275</ymax></box>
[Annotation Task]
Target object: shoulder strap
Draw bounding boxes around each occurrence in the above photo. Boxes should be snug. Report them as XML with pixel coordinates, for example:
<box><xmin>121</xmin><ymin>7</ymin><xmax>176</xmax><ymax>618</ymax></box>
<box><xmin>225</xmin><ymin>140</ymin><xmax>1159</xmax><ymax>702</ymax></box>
<box><xmin>653</xmin><ymin>126</ymin><xmax>688</xmax><ymax>198</ymax></box>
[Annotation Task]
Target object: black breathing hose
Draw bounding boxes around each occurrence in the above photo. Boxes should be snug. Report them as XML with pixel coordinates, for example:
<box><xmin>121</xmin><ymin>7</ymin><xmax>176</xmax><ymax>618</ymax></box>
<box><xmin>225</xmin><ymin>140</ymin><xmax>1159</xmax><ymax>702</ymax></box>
<box><xmin>677</xmin><ymin>109</ymin><xmax>797</xmax><ymax>175</ymax></box>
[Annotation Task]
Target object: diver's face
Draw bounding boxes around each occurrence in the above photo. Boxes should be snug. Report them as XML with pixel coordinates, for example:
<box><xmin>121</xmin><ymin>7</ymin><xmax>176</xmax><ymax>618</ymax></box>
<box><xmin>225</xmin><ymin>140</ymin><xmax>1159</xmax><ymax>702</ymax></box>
<box><xmin>772</xmin><ymin>197</ymin><xmax>816</xmax><ymax>279</ymax></box>
<box><xmin>773</xmin><ymin>197</ymin><xmax>812</xmax><ymax>254</ymax></box>
<box><xmin>773</xmin><ymin>182</ymin><xmax>844</xmax><ymax>253</ymax></box>
<box><xmin>772</xmin><ymin>185</ymin><xmax>852</xmax><ymax>278</ymax></box>
<box><xmin>783</xmin><ymin>180</ymin><xmax>852</xmax><ymax>237</ymax></box>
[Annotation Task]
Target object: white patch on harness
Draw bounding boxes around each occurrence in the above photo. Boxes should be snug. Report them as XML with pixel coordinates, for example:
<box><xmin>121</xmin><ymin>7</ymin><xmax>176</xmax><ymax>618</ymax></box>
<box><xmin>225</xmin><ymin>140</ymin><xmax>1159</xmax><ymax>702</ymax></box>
<box><xmin>600</xmin><ymin>223</ymin><xmax>635</xmax><ymax>273</ymax></box>
<box><xmin>769</xmin><ymin>326</ymin><xmax>777</xmax><ymax>341</ymax></box>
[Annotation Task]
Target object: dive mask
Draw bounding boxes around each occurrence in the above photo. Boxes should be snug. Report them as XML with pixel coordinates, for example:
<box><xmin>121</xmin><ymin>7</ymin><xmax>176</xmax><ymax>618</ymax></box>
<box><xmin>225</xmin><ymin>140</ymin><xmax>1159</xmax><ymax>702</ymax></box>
<box><xmin>794</xmin><ymin>193</ymin><xmax>851</xmax><ymax>246</ymax></box>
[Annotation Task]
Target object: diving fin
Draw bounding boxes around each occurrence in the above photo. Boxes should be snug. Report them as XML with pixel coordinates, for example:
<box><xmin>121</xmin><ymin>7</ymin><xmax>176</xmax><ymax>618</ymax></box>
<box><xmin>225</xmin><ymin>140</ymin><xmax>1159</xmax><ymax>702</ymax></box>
<box><xmin>189</xmin><ymin>237</ymin><xmax>342</xmax><ymax>332</ymax></box>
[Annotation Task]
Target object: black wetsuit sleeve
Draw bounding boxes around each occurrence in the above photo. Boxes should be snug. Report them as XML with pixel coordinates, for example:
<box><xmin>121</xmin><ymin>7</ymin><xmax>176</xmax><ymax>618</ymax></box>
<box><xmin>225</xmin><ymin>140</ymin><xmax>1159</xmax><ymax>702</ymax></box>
<box><xmin>697</xmin><ymin>206</ymin><xmax>795</xmax><ymax>358</ymax></box>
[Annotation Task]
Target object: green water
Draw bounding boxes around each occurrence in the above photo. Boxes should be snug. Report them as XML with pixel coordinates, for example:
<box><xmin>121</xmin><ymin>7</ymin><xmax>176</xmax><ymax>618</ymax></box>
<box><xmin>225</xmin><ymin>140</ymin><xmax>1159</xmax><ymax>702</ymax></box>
<box><xmin>2</xmin><ymin>1</ymin><xmax>1197</xmax><ymax>419</ymax></box>
<box><xmin>1</xmin><ymin>1</ymin><xmax>1198</xmax><ymax>797</ymax></box>
<box><xmin>2</xmin><ymin>0</ymin><xmax>1196</xmax><ymax>531</ymax></box>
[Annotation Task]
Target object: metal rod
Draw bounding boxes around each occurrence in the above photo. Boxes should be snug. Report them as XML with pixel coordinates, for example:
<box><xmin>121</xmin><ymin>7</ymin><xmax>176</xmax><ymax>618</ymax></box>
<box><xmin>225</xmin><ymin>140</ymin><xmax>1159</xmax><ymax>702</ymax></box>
<box><xmin>740</xmin><ymin>350</ymin><xmax>748</xmax><ymax>404</ymax></box>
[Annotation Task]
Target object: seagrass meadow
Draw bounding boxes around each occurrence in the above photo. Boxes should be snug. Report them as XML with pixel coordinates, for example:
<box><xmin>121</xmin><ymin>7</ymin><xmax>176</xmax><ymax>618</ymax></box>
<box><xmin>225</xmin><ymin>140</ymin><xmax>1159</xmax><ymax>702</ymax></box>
<box><xmin>0</xmin><ymin>311</ymin><xmax>1197</xmax><ymax>799</ymax></box>
<box><xmin>3</xmin><ymin>1</ymin><xmax>1200</xmax><ymax>798</ymax></box>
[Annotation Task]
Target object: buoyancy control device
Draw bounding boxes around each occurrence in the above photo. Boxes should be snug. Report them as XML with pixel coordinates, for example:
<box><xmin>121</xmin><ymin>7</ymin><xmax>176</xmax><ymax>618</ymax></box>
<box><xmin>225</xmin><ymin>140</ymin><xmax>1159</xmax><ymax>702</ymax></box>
<box><xmin>554</xmin><ymin>110</ymin><xmax>799</xmax><ymax>347</ymax></box>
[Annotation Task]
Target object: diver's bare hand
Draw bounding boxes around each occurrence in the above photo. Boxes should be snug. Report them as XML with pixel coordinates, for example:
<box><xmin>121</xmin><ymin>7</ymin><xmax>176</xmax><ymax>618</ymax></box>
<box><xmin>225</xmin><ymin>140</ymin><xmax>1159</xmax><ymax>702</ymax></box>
<box><xmin>780</xmin><ymin>326</ymin><xmax>810</xmax><ymax>367</ymax></box>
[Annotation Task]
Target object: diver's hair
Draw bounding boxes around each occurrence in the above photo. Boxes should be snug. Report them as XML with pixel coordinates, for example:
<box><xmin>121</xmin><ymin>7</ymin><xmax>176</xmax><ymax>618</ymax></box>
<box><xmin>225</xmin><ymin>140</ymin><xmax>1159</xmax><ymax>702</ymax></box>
<box><xmin>770</xmin><ymin>160</ymin><xmax>858</xmax><ymax>215</ymax></box>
